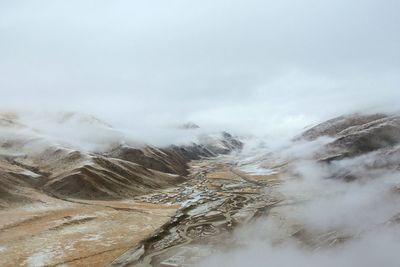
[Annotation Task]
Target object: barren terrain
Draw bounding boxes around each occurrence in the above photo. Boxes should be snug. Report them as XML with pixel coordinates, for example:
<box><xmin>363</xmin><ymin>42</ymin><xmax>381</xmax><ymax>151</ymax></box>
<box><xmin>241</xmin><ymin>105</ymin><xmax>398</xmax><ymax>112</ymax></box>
<box><xmin>0</xmin><ymin>154</ymin><xmax>279</xmax><ymax>267</ymax></box>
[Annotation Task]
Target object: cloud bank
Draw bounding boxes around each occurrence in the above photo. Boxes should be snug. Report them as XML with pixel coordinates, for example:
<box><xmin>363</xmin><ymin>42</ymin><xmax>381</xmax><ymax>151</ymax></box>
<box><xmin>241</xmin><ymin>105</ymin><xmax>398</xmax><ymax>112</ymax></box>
<box><xmin>201</xmin><ymin>140</ymin><xmax>400</xmax><ymax>267</ymax></box>
<box><xmin>1</xmin><ymin>0</ymin><xmax>399</xmax><ymax>144</ymax></box>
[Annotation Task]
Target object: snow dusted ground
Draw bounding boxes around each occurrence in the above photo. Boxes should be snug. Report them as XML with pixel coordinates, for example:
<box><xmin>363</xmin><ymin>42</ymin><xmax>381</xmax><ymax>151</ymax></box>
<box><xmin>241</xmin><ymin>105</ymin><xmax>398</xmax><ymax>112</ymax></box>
<box><xmin>238</xmin><ymin>165</ymin><xmax>278</xmax><ymax>176</ymax></box>
<box><xmin>0</xmin><ymin>197</ymin><xmax>178</xmax><ymax>267</ymax></box>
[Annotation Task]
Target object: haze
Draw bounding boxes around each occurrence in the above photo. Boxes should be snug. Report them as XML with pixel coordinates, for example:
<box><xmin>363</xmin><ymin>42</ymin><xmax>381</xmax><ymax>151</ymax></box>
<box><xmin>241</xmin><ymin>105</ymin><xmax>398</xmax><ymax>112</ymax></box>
<box><xmin>1</xmin><ymin>0</ymin><xmax>400</xmax><ymax>144</ymax></box>
<box><xmin>2</xmin><ymin>1</ymin><xmax>400</xmax><ymax>267</ymax></box>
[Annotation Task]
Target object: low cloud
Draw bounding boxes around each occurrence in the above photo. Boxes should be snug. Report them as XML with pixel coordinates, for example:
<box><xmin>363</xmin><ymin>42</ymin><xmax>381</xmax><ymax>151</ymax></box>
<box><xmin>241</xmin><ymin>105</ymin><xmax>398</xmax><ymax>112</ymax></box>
<box><xmin>201</xmin><ymin>140</ymin><xmax>400</xmax><ymax>267</ymax></box>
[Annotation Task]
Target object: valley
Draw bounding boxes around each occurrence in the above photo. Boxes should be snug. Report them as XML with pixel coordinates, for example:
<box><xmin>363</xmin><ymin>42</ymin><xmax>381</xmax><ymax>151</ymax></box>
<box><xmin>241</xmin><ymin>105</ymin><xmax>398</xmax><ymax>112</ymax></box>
<box><xmin>2</xmin><ymin>113</ymin><xmax>400</xmax><ymax>267</ymax></box>
<box><xmin>0</xmin><ymin>155</ymin><xmax>280</xmax><ymax>267</ymax></box>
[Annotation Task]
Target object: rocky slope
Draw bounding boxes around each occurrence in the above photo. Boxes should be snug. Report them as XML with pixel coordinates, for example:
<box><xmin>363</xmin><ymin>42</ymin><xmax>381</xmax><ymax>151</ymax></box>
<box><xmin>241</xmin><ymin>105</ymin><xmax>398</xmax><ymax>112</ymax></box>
<box><xmin>300</xmin><ymin>113</ymin><xmax>400</xmax><ymax>162</ymax></box>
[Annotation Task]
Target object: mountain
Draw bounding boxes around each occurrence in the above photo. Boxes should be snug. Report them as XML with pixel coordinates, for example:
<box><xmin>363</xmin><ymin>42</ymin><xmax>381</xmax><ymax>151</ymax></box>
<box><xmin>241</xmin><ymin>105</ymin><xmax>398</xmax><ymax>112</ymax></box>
<box><xmin>301</xmin><ymin>113</ymin><xmax>400</xmax><ymax>162</ymax></box>
<box><xmin>0</xmin><ymin>113</ymin><xmax>242</xmax><ymax>207</ymax></box>
<box><xmin>295</xmin><ymin>113</ymin><xmax>400</xmax><ymax>182</ymax></box>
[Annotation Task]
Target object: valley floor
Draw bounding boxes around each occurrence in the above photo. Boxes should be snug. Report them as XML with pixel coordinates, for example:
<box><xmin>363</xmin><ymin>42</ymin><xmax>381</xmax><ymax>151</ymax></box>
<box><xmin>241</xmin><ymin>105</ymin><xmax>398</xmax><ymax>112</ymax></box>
<box><xmin>0</xmin><ymin>155</ymin><xmax>280</xmax><ymax>267</ymax></box>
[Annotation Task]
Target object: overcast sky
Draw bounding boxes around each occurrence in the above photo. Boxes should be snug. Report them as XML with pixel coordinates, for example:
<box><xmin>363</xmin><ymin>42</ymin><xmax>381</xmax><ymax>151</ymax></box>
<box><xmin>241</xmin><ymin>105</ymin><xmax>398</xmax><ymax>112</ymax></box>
<box><xmin>1</xmin><ymin>0</ymin><xmax>399</xmax><ymax>139</ymax></box>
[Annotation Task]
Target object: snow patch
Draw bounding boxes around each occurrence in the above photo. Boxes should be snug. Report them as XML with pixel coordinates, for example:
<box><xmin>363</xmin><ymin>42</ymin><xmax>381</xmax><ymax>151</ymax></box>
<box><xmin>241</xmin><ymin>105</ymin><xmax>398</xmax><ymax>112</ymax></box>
<box><xmin>21</xmin><ymin>170</ymin><xmax>41</xmax><ymax>178</ymax></box>
<box><xmin>239</xmin><ymin>165</ymin><xmax>277</xmax><ymax>176</ymax></box>
<box><xmin>26</xmin><ymin>248</ymin><xmax>55</xmax><ymax>267</ymax></box>
<box><xmin>81</xmin><ymin>234</ymin><xmax>102</xmax><ymax>241</ymax></box>
<box><xmin>17</xmin><ymin>202</ymin><xmax>72</xmax><ymax>212</ymax></box>
<box><xmin>70</xmin><ymin>214</ymin><xmax>95</xmax><ymax>221</ymax></box>
<box><xmin>181</xmin><ymin>190</ymin><xmax>203</xmax><ymax>208</ymax></box>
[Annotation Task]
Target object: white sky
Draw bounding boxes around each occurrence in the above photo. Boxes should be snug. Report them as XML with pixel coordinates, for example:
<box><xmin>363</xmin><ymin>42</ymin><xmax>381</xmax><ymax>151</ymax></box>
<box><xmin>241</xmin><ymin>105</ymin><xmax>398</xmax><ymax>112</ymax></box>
<box><xmin>1</xmin><ymin>0</ymin><xmax>399</xmax><ymax>140</ymax></box>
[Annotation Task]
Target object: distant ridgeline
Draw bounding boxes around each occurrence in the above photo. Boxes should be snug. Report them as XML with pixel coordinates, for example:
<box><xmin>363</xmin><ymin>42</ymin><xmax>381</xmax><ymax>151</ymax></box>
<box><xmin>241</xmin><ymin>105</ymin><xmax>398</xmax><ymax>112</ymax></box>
<box><xmin>0</xmin><ymin>114</ymin><xmax>243</xmax><ymax>206</ymax></box>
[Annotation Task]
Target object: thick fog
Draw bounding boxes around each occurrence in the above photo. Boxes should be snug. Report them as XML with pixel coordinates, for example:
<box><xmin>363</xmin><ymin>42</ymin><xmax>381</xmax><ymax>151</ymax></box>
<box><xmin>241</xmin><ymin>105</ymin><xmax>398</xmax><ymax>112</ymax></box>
<box><xmin>1</xmin><ymin>0</ymin><xmax>400</xmax><ymax>145</ymax></box>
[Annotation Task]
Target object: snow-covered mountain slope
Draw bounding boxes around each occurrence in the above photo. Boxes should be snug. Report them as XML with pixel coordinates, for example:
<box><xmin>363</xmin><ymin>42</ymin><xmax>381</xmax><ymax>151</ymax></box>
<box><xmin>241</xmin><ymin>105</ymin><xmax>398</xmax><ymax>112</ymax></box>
<box><xmin>300</xmin><ymin>113</ymin><xmax>400</xmax><ymax>162</ymax></box>
<box><xmin>0</xmin><ymin>112</ymin><xmax>242</xmax><ymax>207</ymax></box>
